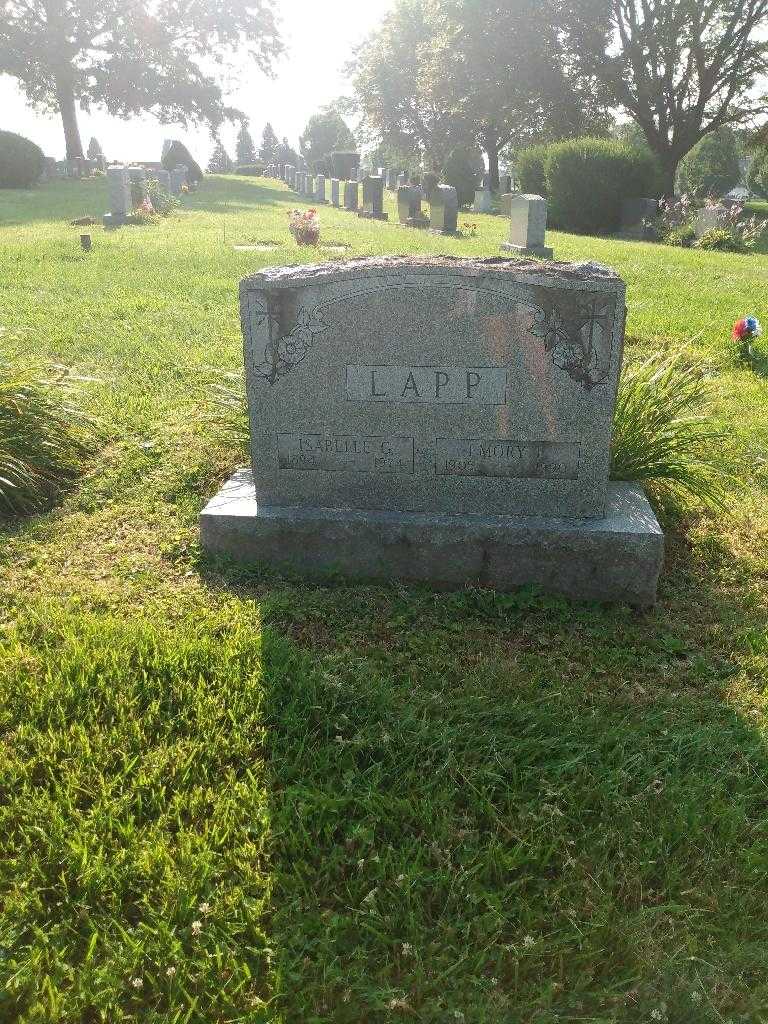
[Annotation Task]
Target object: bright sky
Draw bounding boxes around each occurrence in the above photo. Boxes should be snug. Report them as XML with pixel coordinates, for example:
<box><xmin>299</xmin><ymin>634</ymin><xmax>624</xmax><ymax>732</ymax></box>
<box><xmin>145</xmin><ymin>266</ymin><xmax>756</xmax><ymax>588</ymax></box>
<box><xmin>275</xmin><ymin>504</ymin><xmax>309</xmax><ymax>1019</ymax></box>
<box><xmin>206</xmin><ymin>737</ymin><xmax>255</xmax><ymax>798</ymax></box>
<box><xmin>0</xmin><ymin>0</ymin><xmax>394</xmax><ymax>163</ymax></box>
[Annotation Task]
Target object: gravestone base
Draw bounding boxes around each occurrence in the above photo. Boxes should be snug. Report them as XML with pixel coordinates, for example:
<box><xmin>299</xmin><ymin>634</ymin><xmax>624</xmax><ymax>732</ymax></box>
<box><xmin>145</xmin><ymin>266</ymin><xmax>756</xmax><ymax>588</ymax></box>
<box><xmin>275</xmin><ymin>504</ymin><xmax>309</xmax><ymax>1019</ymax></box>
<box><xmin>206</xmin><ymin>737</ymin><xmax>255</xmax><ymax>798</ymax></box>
<box><xmin>201</xmin><ymin>470</ymin><xmax>663</xmax><ymax>606</ymax></box>
<box><xmin>501</xmin><ymin>242</ymin><xmax>554</xmax><ymax>259</ymax></box>
<box><xmin>358</xmin><ymin>211</ymin><xmax>389</xmax><ymax>221</ymax></box>
<box><xmin>102</xmin><ymin>212</ymin><xmax>127</xmax><ymax>229</ymax></box>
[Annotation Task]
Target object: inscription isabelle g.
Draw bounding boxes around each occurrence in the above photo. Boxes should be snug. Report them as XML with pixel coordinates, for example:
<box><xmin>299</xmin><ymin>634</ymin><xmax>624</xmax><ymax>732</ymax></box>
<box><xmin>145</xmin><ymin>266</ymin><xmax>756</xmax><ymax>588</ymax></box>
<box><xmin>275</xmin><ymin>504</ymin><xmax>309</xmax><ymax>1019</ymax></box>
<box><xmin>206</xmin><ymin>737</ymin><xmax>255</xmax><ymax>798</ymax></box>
<box><xmin>346</xmin><ymin>365</ymin><xmax>507</xmax><ymax>404</ymax></box>
<box><xmin>278</xmin><ymin>433</ymin><xmax>415</xmax><ymax>474</ymax></box>
<box><xmin>437</xmin><ymin>439</ymin><xmax>580</xmax><ymax>480</ymax></box>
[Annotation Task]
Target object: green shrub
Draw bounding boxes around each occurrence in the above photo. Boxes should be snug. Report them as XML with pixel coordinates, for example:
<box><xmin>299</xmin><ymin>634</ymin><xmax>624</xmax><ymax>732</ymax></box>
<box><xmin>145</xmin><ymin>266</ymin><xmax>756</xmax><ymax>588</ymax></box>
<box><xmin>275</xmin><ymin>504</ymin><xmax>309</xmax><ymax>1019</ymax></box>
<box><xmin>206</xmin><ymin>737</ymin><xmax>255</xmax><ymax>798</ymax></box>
<box><xmin>442</xmin><ymin>146</ymin><xmax>483</xmax><ymax>207</ymax></box>
<box><xmin>678</xmin><ymin>128</ymin><xmax>742</xmax><ymax>197</ymax></box>
<box><xmin>544</xmin><ymin>138</ymin><xmax>660</xmax><ymax>233</ymax></box>
<box><xmin>0</xmin><ymin>360</ymin><xmax>95</xmax><ymax>516</ymax></box>
<box><xmin>161</xmin><ymin>141</ymin><xmax>203</xmax><ymax>183</ymax></box>
<box><xmin>610</xmin><ymin>352</ymin><xmax>737</xmax><ymax>514</ymax></box>
<box><xmin>0</xmin><ymin>130</ymin><xmax>45</xmax><ymax>188</ymax></box>
<box><xmin>517</xmin><ymin>144</ymin><xmax>549</xmax><ymax>196</ymax></box>
<box><xmin>235</xmin><ymin>163</ymin><xmax>265</xmax><ymax>176</ymax></box>
<box><xmin>665</xmin><ymin>224</ymin><xmax>696</xmax><ymax>247</ymax></box>
<box><xmin>695</xmin><ymin>227</ymin><xmax>747</xmax><ymax>252</ymax></box>
<box><xmin>146</xmin><ymin>178</ymin><xmax>179</xmax><ymax>216</ymax></box>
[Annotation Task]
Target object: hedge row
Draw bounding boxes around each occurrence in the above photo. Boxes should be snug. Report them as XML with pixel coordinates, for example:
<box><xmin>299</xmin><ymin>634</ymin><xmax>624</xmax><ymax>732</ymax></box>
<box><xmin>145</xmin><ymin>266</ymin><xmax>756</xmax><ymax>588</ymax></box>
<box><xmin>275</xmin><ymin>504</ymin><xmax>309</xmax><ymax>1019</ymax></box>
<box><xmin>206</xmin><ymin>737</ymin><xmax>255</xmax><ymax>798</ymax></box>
<box><xmin>518</xmin><ymin>137</ymin><xmax>661</xmax><ymax>234</ymax></box>
<box><xmin>0</xmin><ymin>130</ymin><xmax>45</xmax><ymax>188</ymax></box>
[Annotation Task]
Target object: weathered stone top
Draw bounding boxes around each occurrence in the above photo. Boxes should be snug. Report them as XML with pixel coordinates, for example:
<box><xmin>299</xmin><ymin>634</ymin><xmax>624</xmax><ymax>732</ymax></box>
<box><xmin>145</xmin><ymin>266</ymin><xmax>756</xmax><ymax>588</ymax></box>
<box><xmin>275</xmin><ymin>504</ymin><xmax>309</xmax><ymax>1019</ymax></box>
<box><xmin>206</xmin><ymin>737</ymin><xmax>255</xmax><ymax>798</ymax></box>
<box><xmin>241</xmin><ymin>256</ymin><xmax>620</xmax><ymax>291</ymax></box>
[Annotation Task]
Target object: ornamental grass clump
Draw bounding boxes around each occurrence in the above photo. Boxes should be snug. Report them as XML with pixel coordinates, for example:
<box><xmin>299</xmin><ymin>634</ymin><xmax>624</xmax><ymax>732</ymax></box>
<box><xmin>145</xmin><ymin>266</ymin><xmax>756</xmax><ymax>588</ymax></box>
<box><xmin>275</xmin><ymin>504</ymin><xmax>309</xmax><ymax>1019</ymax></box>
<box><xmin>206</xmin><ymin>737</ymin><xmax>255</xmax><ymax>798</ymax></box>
<box><xmin>610</xmin><ymin>352</ymin><xmax>738</xmax><ymax>515</ymax></box>
<box><xmin>199</xmin><ymin>367</ymin><xmax>249</xmax><ymax>454</ymax></box>
<box><xmin>0</xmin><ymin>359</ymin><xmax>95</xmax><ymax>516</ymax></box>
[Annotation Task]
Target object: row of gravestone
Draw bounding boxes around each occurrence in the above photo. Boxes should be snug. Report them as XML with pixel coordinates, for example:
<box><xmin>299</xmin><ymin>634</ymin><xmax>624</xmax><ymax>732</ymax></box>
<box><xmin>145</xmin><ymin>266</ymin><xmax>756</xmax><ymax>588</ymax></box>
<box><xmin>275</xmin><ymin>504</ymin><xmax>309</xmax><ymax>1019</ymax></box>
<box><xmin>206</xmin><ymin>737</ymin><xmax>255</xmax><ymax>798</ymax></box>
<box><xmin>265</xmin><ymin>163</ymin><xmax>552</xmax><ymax>257</ymax></box>
<box><xmin>103</xmin><ymin>164</ymin><xmax>189</xmax><ymax>228</ymax></box>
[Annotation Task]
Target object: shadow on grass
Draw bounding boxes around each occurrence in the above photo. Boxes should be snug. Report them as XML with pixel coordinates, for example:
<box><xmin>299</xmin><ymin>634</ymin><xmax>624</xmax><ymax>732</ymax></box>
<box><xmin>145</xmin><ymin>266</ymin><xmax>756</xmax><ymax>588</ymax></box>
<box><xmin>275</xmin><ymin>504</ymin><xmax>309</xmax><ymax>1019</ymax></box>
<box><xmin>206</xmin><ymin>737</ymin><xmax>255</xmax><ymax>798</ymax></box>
<box><xmin>192</xmin><ymin>524</ymin><xmax>768</xmax><ymax>1020</ymax></box>
<box><xmin>0</xmin><ymin>175</ymin><xmax>296</xmax><ymax>227</ymax></box>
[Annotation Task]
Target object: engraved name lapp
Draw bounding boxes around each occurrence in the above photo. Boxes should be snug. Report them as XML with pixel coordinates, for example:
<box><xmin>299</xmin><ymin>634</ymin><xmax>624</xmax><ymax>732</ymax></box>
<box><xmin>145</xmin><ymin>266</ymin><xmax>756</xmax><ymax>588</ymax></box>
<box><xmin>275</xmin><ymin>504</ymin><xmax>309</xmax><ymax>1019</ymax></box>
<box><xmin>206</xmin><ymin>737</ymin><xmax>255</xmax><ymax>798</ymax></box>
<box><xmin>346</xmin><ymin>365</ymin><xmax>507</xmax><ymax>404</ymax></box>
<box><xmin>437</xmin><ymin>439</ymin><xmax>580</xmax><ymax>479</ymax></box>
<box><xmin>278</xmin><ymin>434</ymin><xmax>415</xmax><ymax>473</ymax></box>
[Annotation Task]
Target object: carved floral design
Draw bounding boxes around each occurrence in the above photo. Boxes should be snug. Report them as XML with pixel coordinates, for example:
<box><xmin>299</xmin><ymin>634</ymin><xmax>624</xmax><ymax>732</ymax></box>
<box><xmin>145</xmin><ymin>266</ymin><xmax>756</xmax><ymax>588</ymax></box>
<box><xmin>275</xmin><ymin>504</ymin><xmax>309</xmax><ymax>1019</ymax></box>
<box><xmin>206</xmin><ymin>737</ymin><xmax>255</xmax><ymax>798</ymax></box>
<box><xmin>253</xmin><ymin>304</ymin><xmax>328</xmax><ymax>384</ymax></box>
<box><xmin>530</xmin><ymin>296</ymin><xmax>613</xmax><ymax>390</ymax></box>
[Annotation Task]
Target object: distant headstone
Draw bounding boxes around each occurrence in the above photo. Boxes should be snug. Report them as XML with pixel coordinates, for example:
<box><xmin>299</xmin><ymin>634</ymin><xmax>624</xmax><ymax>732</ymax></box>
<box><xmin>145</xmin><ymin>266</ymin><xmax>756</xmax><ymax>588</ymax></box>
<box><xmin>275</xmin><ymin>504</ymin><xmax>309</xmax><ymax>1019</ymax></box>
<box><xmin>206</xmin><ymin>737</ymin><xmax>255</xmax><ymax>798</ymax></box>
<box><xmin>202</xmin><ymin>257</ymin><xmax>663</xmax><ymax>605</ymax></box>
<box><xmin>501</xmin><ymin>194</ymin><xmax>553</xmax><ymax>259</ymax></box>
<box><xmin>330</xmin><ymin>179</ymin><xmax>341</xmax><ymax>207</ymax></box>
<box><xmin>40</xmin><ymin>156</ymin><xmax>57</xmax><ymax>181</ymax></box>
<box><xmin>397</xmin><ymin>172</ymin><xmax>408</xmax><ymax>188</ymax></box>
<box><xmin>386</xmin><ymin>168</ymin><xmax>399</xmax><ymax>190</ymax></box>
<box><xmin>170</xmin><ymin>165</ymin><xmax>188</xmax><ymax>194</ymax></box>
<box><xmin>103</xmin><ymin>166</ymin><xmax>132</xmax><ymax>227</ymax></box>
<box><xmin>499</xmin><ymin>174</ymin><xmax>512</xmax><ymax>194</ymax></box>
<box><xmin>154</xmin><ymin>168</ymin><xmax>171</xmax><ymax>193</ymax></box>
<box><xmin>620</xmin><ymin>198</ymin><xmax>659</xmax><ymax>239</ymax></box>
<box><xmin>128</xmin><ymin>166</ymin><xmax>146</xmax><ymax>185</ymax></box>
<box><xmin>473</xmin><ymin>188</ymin><xmax>493</xmax><ymax>213</ymax></box>
<box><xmin>429</xmin><ymin>185</ymin><xmax>458</xmax><ymax>234</ymax></box>
<box><xmin>343</xmin><ymin>180</ymin><xmax>359</xmax><ymax>211</ymax></box>
<box><xmin>694</xmin><ymin>204</ymin><xmax>728</xmax><ymax>238</ymax></box>
<box><xmin>315</xmin><ymin>174</ymin><xmax>327</xmax><ymax>204</ymax></box>
<box><xmin>359</xmin><ymin>176</ymin><xmax>388</xmax><ymax>220</ymax></box>
<box><xmin>397</xmin><ymin>185</ymin><xmax>428</xmax><ymax>227</ymax></box>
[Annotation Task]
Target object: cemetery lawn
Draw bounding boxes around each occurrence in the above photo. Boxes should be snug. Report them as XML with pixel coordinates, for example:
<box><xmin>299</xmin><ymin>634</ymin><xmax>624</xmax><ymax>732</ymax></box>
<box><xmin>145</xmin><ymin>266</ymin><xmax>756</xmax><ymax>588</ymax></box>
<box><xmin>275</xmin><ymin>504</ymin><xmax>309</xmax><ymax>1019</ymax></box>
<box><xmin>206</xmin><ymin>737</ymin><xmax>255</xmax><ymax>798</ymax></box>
<box><xmin>2</xmin><ymin>175</ymin><xmax>768</xmax><ymax>1024</ymax></box>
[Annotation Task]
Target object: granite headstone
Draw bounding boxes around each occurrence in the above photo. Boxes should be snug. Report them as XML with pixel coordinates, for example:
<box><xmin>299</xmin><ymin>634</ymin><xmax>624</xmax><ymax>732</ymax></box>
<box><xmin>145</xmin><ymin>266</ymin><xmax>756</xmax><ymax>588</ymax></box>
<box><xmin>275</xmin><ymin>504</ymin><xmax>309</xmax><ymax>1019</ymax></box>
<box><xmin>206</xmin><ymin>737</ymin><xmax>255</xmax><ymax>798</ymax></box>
<box><xmin>359</xmin><ymin>176</ymin><xmax>388</xmax><ymax>220</ymax></box>
<box><xmin>201</xmin><ymin>257</ymin><xmax>663</xmax><ymax>603</ymax></box>
<box><xmin>429</xmin><ymin>185</ymin><xmax>458</xmax><ymax>234</ymax></box>
<box><xmin>343</xmin><ymin>180</ymin><xmax>359</xmax><ymax>211</ymax></box>
<box><xmin>501</xmin><ymin>194</ymin><xmax>553</xmax><ymax>258</ymax></box>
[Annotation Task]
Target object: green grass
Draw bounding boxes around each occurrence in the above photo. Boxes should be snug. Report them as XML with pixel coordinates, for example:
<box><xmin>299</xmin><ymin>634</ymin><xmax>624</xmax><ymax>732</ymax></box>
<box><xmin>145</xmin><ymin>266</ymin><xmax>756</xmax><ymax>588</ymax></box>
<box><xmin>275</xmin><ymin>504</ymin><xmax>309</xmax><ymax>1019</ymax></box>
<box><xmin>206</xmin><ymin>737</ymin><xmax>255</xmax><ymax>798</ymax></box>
<box><xmin>1</xmin><ymin>174</ymin><xmax>768</xmax><ymax>1023</ymax></box>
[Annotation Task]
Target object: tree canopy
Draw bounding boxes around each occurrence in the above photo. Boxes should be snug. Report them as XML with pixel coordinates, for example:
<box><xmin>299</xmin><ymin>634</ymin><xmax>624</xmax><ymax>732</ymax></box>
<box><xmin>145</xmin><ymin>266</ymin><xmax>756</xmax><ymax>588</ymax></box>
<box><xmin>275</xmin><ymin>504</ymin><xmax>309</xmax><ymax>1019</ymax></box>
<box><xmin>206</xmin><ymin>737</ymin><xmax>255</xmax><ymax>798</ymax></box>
<box><xmin>260</xmin><ymin>123</ymin><xmax>279</xmax><ymax>162</ymax></box>
<box><xmin>561</xmin><ymin>0</ymin><xmax>768</xmax><ymax>193</ymax></box>
<box><xmin>236</xmin><ymin>125</ymin><xmax>257</xmax><ymax>165</ymax></box>
<box><xmin>346</xmin><ymin>0</ymin><xmax>610</xmax><ymax>185</ymax></box>
<box><xmin>299</xmin><ymin>108</ymin><xmax>356</xmax><ymax>172</ymax></box>
<box><xmin>0</xmin><ymin>0</ymin><xmax>283</xmax><ymax>158</ymax></box>
<box><xmin>677</xmin><ymin>127</ymin><xmax>743</xmax><ymax>197</ymax></box>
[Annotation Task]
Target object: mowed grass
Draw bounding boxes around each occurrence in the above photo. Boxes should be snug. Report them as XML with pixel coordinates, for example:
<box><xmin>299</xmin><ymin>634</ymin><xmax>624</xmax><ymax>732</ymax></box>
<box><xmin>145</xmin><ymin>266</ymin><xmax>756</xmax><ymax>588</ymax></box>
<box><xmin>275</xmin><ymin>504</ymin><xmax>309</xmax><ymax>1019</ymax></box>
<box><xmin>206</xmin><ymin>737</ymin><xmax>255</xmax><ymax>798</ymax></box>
<box><xmin>0</xmin><ymin>174</ymin><xmax>767</xmax><ymax>1024</ymax></box>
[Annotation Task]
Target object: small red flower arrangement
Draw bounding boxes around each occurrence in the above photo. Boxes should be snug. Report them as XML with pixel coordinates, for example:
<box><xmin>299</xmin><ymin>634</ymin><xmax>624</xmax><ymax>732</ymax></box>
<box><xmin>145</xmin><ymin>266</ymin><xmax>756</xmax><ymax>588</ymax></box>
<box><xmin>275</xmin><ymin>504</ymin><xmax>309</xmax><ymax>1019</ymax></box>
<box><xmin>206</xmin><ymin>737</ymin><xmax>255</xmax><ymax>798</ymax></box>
<box><xmin>732</xmin><ymin>315</ymin><xmax>762</xmax><ymax>360</ymax></box>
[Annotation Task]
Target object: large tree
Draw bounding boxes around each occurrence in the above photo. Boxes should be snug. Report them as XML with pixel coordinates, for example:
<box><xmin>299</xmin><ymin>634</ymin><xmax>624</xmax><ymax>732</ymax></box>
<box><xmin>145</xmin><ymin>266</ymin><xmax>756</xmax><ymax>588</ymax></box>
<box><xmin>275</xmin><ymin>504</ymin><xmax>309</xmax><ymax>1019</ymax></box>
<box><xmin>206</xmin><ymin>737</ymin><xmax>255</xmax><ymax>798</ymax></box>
<box><xmin>236</xmin><ymin>123</ymin><xmax>257</xmax><ymax>164</ymax></box>
<box><xmin>260</xmin><ymin>121</ymin><xmax>279</xmax><ymax>162</ymax></box>
<box><xmin>299</xmin><ymin>108</ymin><xmax>356</xmax><ymax>171</ymax></box>
<box><xmin>347</xmin><ymin>0</ymin><xmax>609</xmax><ymax>186</ymax></box>
<box><xmin>345</xmin><ymin>1</ymin><xmax>461</xmax><ymax>173</ymax></box>
<box><xmin>562</xmin><ymin>0</ymin><xmax>768</xmax><ymax>194</ymax></box>
<box><xmin>431</xmin><ymin>0</ymin><xmax>611</xmax><ymax>186</ymax></box>
<box><xmin>0</xmin><ymin>0</ymin><xmax>282</xmax><ymax>159</ymax></box>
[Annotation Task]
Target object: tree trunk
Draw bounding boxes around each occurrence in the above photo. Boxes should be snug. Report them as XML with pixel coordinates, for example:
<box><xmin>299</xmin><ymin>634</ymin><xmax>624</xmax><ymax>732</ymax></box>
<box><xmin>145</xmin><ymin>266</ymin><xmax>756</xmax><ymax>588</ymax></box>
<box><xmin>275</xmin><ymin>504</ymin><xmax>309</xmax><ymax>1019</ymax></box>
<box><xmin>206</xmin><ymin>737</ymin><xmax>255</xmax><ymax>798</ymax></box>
<box><xmin>659</xmin><ymin>157</ymin><xmax>678</xmax><ymax>198</ymax></box>
<box><xmin>484</xmin><ymin>133</ymin><xmax>500</xmax><ymax>190</ymax></box>
<box><xmin>55</xmin><ymin>73</ymin><xmax>84</xmax><ymax>159</ymax></box>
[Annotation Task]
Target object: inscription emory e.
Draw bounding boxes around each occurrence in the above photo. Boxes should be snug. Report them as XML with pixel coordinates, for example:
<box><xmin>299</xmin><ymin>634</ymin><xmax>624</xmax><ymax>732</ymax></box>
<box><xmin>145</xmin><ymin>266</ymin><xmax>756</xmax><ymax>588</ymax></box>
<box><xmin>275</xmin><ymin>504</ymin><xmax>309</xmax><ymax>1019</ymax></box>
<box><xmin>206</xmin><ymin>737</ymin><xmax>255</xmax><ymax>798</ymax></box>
<box><xmin>346</xmin><ymin>364</ymin><xmax>507</xmax><ymax>404</ymax></box>
<box><xmin>278</xmin><ymin>433</ymin><xmax>415</xmax><ymax>474</ymax></box>
<box><xmin>436</xmin><ymin>439</ymin><xmax>580</xmax><ymax>479</ymax></box>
